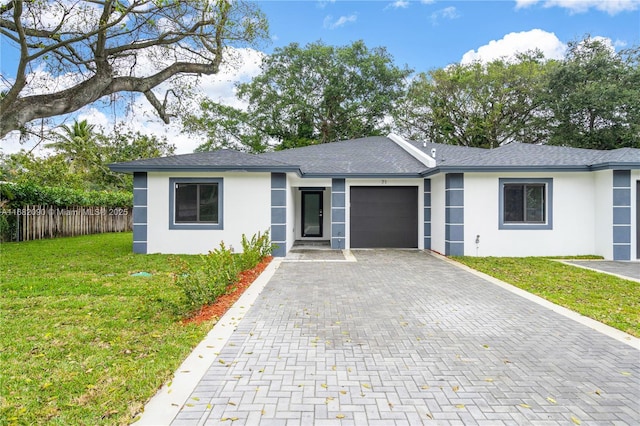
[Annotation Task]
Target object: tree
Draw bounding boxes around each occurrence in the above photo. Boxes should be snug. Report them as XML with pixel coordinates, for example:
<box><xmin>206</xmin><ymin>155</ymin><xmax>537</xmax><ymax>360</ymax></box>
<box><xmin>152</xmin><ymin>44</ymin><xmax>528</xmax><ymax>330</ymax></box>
<box><xmin>184</xmin><ymin>101</ymin><xmax>265</xmax><ymax>153</ymax></box>
<box><xmin>0</xmin><ymin>151</ymin><xmax>88</xmax><ymax>189</ymax></box>
<box><xmin>1</xmin><ymin>122</ymin><xmax>175</xmax><ymax>191</ymax></box>
<box><xmin>104</xmin><ymin>128</ymin><xmax>176</xmax><ymax>163</ymax></box>
<box><xmin>394</xmin><ymin>51</ymin><xmax>553</xmax><ymax>148</ymax></box>
<box><xmin>186</xmin><ymin>40</ymin><xmax>412</xmax><ymax>151</ymax></box>
<box><xmin>0</xmin><ymin>0</ymin><xmax>268</xmax><ymax>138</ymax></box>
<box><xmin>45</xmin><ymin>120</ymin><xmax>100</xmax><ymax>173</ymax></box>
<box><xmin>97</xmin><ymin>128</ymin><xmax>177</xmax><ymax>189</ymax></box>
<box><xmin>545</xmin><ymin>37</ymin><xmax>640</xmax><ymax>149</ymax></box>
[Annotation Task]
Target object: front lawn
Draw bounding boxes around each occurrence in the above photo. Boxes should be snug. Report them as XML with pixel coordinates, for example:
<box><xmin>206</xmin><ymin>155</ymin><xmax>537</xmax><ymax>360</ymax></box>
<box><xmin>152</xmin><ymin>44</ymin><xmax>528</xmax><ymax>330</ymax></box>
<box><xmin>454</xmin><ymin>256</ymin><xmax>640</xmax><ymax>337</ymax></box>
<box><xmin>0</xmin><ymin>233</ymin><xmax>211</xmax><ymax>425</ymax></box>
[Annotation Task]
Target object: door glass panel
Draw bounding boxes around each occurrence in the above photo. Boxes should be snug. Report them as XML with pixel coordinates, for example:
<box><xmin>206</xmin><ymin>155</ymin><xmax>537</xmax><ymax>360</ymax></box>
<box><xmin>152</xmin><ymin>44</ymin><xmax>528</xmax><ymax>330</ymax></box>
<box><xmin>303</xmin><ymin>192</ymin><xmax>322</xmax><ymax>237</ymax></box>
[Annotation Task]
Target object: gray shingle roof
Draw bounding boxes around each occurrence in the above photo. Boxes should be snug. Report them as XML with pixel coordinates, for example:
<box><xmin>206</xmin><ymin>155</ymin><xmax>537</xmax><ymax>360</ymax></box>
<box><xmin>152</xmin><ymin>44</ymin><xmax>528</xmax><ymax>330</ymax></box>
<box><xmin>258</xmin><ymin>136</ymin><xmax>427</xmax><ymax>176</ymax></box>
<box><xmin>446</xmin><ymin>143</ymin><xmax>604</xmax><ymax>167</ymax></box>
<box><xmin>594</xmin><ymin>147</ymin><xmax>640</xmax><ymax>164</ymax></box>
<box><xmin>109</xmin><ymin>136</ymin><xmax>640</xmax><ymax>175</ymax></box>
<box><xmin>108</xmin><ymin>149</ymin><xmax>299</xmax><ymax>173</ymax></box>
<box><xmin>409</xmin><ymin>140</ymin><xmax>640</xmax><ymax>170</ymax></box>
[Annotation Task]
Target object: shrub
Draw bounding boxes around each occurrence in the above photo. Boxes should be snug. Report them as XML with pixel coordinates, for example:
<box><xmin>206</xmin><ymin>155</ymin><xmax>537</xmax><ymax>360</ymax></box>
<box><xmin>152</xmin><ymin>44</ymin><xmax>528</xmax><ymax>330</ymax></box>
<box><xmin>173</xmin><ymin>231</ymin><xmax>273</xmax><ymax>317</ymax></box>
<box><xmin>237</xmin><ymin>230</ymin><xmax>273</xmax><ymax>271</ymax></box>
<box><xmin>0</xmin><ymin>181</ymin><xmax>133</xmax><ymax>208</ymax></box>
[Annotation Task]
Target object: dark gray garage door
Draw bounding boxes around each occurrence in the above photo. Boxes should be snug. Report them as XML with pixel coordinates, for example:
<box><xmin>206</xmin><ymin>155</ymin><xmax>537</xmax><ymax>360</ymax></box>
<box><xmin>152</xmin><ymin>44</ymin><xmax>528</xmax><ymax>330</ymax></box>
<box><xmin>350</xmin><ymin>186</ymin><xmax>418</xmax><ymax>248</ymax></box>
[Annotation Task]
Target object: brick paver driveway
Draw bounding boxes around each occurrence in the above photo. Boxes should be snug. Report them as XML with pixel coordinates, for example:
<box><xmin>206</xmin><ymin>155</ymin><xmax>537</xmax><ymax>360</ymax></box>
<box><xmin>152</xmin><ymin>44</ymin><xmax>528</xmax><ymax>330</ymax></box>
<box><xmin>172</xmin><ymin>251</ymin><xmax>639</xmax><ymax>425</ymax></box>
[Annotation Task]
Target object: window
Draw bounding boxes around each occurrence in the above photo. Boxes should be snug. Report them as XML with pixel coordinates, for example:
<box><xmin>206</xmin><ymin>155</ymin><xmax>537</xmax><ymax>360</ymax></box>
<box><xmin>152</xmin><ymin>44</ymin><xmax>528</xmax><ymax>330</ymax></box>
<box><xmin>169</xmin><ymin>178</ymin><xmax>223</xmax><ymax>230</ymax></box>
<box><xmin>499</xmin><ymin>178</ymin><xmax>552</xmax><ymax>230</ymax></box>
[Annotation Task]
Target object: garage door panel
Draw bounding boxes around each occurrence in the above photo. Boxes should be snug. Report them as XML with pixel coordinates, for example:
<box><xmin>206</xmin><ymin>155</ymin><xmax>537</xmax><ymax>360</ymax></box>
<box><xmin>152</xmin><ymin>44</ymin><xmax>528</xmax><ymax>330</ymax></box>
<box><xmin>350</xmin><ymin>186</ymin><xmax>418</xmax><ymax>248</ymax></box>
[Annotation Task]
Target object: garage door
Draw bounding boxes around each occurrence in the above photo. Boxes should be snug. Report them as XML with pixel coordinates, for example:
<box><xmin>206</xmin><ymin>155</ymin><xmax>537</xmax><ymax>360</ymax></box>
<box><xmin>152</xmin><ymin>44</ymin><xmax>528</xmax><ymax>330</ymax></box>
<box><xmin>350</xmin><ymin>186</ymin><xmax>418</xmax><ymax>248</ymax></box>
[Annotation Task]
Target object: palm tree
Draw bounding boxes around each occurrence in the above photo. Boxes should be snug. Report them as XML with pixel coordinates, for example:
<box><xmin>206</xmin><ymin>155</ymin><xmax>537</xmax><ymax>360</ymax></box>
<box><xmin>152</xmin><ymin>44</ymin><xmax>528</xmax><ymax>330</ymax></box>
<box><xmin>45</xmin><ymin>120</ymin><xmax>101</xmax><ymax>173</ymax></box>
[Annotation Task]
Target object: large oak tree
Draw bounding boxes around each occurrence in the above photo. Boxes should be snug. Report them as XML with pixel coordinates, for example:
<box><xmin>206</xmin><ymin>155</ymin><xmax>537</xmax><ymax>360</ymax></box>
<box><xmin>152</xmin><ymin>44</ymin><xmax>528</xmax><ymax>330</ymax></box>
<box><xmin>394</xmin><ymin>51</ymin><xmax>553</xmax><ymax>149</ymax></box>
<box><xmin>0</xmin><ymin>0</ymin><xmax>268</xmax><ymax>138</ymax></box>
<box><xmin>185</xmin><ymin>40</ymin><xmax>412</xmax><ymax>152</ymax></box>
<box><xmin>545</xmin><ymin>37</ymin><xmax>640</xmax><ymax>149</ymax></box>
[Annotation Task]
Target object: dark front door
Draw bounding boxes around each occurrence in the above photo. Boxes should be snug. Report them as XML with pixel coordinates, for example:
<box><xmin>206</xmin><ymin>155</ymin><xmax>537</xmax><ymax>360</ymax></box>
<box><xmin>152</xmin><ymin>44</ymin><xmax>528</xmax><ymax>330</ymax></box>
<box><xmin>302</xmin><ymin>191</ymin><xmax>323</xmax><ymax>237</ymax></box>
<box><xmin>350</xmin><ymin>186</ymin><xmax>418</xmax><ymax>248</ymax></box>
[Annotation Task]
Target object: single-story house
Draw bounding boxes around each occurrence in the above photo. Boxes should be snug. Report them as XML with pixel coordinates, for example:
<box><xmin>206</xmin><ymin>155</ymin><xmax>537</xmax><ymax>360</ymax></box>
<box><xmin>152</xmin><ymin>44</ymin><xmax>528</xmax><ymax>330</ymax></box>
<box><xmin>109</xmin><ymin>134</ymin><xmax>640</xmax><ymax>260</ymax></box>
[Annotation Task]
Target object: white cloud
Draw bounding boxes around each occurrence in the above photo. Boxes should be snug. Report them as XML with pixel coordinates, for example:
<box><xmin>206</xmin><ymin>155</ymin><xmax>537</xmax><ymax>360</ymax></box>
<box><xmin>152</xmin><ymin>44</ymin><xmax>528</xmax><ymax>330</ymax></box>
<box><xmin>78</xmin><ymin>108</ymin><xmax>110</xmax><ymax>129</ymax></box>
<box><xmin>460</xmin><ymin>29</ymin><xmax>567</xmax><ymax>64</ymax></box>
<box><xmin>514</xmin><ymin>0</ymin><xmax>539</xmax><ymax>8</ymax></box>
<box><xmin>391</xmin><ymin>1</ymin><xmax>410</xmax><ymax>9</ymax></box>
<box><xmin>323</xmin><ymin>14</ymin><xmax>358</xmax><ymax>29</ymax></box>
<box><xmin>613</xmin><ymin>39</ymin><xmax>628</xmax><ymax>48</ymax></box>
<box><xmin>430</xmin><ymin>6</ymin><xmax>460</xmax><ymax>24</ymax></box>
<box><xmin>317</xmin><ymin>0</ymin><xmax>336</xmax><ymax>9</ymax></box>
<box><xmin>514</xmin><ymin>0</ymin><xmax>640</xmax><ymax>15</ymax></box>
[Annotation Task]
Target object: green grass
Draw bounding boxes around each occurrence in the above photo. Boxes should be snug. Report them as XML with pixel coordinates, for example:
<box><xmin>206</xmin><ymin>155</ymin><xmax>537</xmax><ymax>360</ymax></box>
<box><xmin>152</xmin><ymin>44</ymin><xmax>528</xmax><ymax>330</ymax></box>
<box><xmin>0</xmin><ymin>233</ymin><xmax>211</xmax><ymax>425</ymax></box>
<box><xmin>454</xmin><ymin>256</ymin><xmax>640</xmax><ymax>337</ymax></box>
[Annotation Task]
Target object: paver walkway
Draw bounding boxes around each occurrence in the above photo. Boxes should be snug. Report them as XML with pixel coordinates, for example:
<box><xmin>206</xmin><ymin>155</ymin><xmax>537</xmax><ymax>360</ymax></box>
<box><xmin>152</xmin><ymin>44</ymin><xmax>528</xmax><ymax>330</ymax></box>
<box><xmin>172</xmin><ymin>251</ymin><xmax>639</xmax><ymax>425</ymax></box>
<box><xmin>564</xmin><ymin>260</ymin><xmax>640</xmax><ymax>282</ymax></box>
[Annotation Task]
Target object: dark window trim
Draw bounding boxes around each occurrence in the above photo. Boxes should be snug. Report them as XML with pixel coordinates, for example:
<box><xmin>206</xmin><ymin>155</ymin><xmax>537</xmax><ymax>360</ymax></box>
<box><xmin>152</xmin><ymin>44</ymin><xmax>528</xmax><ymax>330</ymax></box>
<box><xmin>499</xmin><ymin>178</ymin><xmax>553</xmax><ymax>230</ymax></box>
<box><xmin>169</xmin><ymin>178</ymin><xmax>223</xmax><ymax>230</ymax></box>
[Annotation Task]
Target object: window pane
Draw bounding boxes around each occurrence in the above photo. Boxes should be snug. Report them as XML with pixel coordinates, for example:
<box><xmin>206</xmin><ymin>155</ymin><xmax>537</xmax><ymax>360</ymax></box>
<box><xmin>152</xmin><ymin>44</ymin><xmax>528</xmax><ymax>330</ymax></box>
<box><xmin>525</xmin><ymin>185</ymin><xmax>545</xmax><ymax>222</ymax></box>
<box><xmin>175</xmin><ymin>184</ymin><xmax>197</xmax><ymax>222</ymax></box>
<box><xmin>504</xmin><ymin>185</ymin><xmax>524</xmax><ymax>222</ymax></box>
<box><xmin>199</xmin><ymin>184</ymin><xmax>218</xmax><ymax>223</ymax></box>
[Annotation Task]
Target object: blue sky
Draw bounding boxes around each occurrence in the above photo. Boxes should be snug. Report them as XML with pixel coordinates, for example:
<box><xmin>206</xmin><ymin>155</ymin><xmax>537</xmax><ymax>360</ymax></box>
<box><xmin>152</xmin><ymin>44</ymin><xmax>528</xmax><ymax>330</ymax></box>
<box><xmin>1</xmin><ymin>0</ymin><xmax>639</xmax><ymax>154</ymax></box>
<box><xmin>258</xmin><ymin>0</ymin><xmax>639</xmax><ymax>72</ymax></box>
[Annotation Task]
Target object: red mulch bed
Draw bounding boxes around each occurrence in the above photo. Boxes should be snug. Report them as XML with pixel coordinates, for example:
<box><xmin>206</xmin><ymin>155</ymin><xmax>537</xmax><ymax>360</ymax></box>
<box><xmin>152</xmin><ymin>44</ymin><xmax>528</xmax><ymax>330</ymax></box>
<box><xmin>183</xmin><ymin>256</ymin><xmax>273</xmax><ymax>325</ymax></box>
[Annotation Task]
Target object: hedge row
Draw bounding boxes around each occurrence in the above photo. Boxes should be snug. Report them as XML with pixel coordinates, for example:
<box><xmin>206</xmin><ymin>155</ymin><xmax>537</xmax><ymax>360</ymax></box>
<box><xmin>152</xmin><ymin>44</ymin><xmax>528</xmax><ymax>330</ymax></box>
<box><xmin>0</xmin><ymin>182</ymin><xmax>133</xmax><ymax>208</ymax></box>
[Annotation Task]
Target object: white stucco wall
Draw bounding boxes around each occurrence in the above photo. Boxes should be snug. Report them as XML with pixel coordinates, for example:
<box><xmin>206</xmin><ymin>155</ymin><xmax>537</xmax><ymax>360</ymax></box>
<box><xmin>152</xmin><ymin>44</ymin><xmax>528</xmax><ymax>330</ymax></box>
<box><xmin>344</xmin><ymin>178</ymin><xmax>425</xmax><ymax>250</ymax></box>
<box><xmin>285</xmin><ymin>177</ymin><xmax>296</xmax><ymax>252</ymax></box>
<box><xmin>593</xmin><ymin>170</ymin><xmax>613</xmax><ymax>259</ymax></box>
<box><xmin>146</xmin><ymin>172</ymin><xmax>271</xmax><ymax>254</ymax></box>
<box><xmin>430</xmin><ymin>174</ymin><xmax>446</xmax><ymax>255</ymax></box>
<box><xmin>464</xmin><ymin>172</ymin><xmax>598</xmax><ymax>257</ymax></box>
<box><xmin>632</xmin><ymin>170</ymin><xmax>640</xmax><ymax>260</ymax></box>
<box><xmin>288</xmin><ymin>177</ymin><xmax>333</xmax><ymax>242</ymax></box>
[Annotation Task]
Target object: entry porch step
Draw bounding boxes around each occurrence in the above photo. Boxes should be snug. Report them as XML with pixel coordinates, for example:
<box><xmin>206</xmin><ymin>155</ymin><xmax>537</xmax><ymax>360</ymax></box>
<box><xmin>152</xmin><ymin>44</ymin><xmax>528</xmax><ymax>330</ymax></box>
<box><xmin>291</xmin><ymin>240</ymin><xmax>332</xmax><ymax>252</ymax></box>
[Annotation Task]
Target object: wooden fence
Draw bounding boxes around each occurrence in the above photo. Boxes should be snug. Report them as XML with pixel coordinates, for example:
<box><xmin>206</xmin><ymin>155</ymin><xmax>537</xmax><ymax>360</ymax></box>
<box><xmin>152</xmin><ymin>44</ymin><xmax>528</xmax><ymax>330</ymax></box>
<box><xmin>11</xmin><ymin>205</ymin><xmax>132</xmax><ymax>241</ymax></box>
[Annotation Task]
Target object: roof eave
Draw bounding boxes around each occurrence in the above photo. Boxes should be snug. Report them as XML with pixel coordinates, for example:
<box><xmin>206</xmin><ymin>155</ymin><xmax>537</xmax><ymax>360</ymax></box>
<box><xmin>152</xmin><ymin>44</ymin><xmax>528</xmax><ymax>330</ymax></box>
<box><xmin>589</xmin><ymin>162</ymin><xmax>640</xmax><ymax>171</ymax></box>
<box><xmin>107</xmin><ymin>164</ymin><xmax>302</xmax><ymax>175</ymax></box>
<box><xmin>421</xmin><ymin>165</ymin><xmax>593</xmax><ymax>176</ymax></box>
<box><xmin>300</xmin><ymin>172</ymin><xmax>424</xmax><ymax>179</ymax></box>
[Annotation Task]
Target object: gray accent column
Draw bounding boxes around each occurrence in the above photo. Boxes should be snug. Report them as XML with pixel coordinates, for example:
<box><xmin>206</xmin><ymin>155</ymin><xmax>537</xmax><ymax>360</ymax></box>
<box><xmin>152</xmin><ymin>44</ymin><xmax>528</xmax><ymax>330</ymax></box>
<box><xmin>132</xmin><ymin>172</ymin><xmax>148</xmax><ymax>254</ymax></box>
<box><xmin>424</xmin><ymin>178</ymin><xmax>431</xmax><ymax>250</ymax></box>
<box><xmin>271</xmin><ymin>173</ymin><xmax>287</xmax><ymax>257</ymax></box>
<box><xmin>612</xmin><ymin>170</ymin><xmax>631</xmax><ymax>260</ymax></box>
<box><xmin>331</xmin><ymin>179</ymin><xmax>346</xmax><ymax>249</ymax></box>
<box><xmin>445</xmin><ymin>173</ymin><xmax>464</xmax><ymax>256</ymax></box>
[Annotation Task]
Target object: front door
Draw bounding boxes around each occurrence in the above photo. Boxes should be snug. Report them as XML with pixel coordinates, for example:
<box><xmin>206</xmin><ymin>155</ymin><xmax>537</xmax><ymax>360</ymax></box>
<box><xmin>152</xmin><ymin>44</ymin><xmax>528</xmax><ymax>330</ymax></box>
<box><xmin>302</xmin><ymin>191</ymin><xmax>323</xmax><ymax>237</ymax></box>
